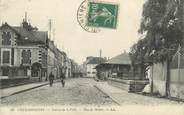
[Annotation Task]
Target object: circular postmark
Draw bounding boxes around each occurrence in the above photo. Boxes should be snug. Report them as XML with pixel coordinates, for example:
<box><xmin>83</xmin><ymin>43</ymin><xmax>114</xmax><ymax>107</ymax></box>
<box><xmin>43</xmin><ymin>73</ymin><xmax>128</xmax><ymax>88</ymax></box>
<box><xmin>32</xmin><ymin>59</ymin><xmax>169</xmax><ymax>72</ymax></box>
<box><xmin>77</xmin><ymin>0</ymin><xmax>100</xmax><ymax>33</ymax></box>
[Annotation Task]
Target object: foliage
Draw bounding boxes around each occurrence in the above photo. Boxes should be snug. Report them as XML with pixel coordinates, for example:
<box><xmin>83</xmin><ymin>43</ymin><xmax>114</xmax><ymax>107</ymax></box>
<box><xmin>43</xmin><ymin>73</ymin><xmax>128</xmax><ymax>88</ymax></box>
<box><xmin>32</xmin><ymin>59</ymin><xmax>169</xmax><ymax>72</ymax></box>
<box><xmin>130</xmin><ymin>0</ymin><xmax>183</xmax><ymax>65</ymax></box>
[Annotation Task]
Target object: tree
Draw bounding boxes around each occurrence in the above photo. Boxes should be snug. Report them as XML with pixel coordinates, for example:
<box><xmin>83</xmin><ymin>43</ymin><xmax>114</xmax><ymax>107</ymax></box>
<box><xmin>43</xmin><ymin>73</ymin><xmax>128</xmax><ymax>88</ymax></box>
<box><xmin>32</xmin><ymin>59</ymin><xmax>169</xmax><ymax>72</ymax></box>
<box><xmin>129</xmin><ymin>0</ymin><xmax>184</xmax><ymax>79</ymax></box>
<box><xmin>131</xmin><ymin>0</ymin><xmax>183</xmax><ymax>65</ymax></box>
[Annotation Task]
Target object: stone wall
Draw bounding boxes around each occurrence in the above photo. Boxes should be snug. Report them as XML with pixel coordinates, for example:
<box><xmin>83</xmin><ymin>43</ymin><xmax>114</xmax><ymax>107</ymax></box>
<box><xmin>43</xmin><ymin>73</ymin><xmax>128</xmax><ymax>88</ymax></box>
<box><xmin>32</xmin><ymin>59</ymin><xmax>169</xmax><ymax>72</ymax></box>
<box><xmin>108</xmin><ymin>78</ymin><xmax>148</xmax><ymax>92</ymax></box>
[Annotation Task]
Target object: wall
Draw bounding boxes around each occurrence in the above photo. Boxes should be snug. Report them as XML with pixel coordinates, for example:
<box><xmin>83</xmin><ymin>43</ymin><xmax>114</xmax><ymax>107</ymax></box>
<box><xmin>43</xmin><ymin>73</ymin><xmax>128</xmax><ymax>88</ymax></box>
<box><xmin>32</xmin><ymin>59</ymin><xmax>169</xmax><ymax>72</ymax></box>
<box><xmin>14</xmin><ymin>47</ymin><xmax>40</xmax><ymax>66</ymax></box>
<box><xmin>47</xmin><ymin>49</ymin><xmax>56</xmax><ymax>77</ymax></box>
<box><xmin>65</xmin><ymin>58</ymin><xmax>72</xmax><ymax>78</ymax></box>
<box><xmin>86</xmin><ymin>64</ymin><xmax>97</xmax><ymax>77</ymax></box>
<box><xmin>151</xmin><ymin>61</ymin><xmax>168</xmax><ymax>96</ymax></box>
<box><xmin>170</xmin><ymin>69</ymin><xmax>184</xmax><ymax>100</ymax></box>
<box><xmin>168</xmin><ymin>0</ymin><xmax>184</xmax><ymax>100</ymax></box>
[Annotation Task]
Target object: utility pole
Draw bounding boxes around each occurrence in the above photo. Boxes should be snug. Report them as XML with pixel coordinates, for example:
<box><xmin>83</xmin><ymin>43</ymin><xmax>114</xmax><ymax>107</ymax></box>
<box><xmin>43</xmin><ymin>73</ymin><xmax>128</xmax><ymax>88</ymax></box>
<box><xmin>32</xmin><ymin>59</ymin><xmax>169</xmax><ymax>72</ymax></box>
<box><xmin>53</xmin><ymin>28</ymin><xmax>55</xmax><ymax>42</ymax></box>
<box><xmin>48</xmin><ymin>19</ymin><xmax>52</xmax><ymax>40</ymax></box>
<box><xmin>99</xmin><ymin>49</ymin><xmax>102</xmax><ymax>58</ymax></box>
<box><xmin>25</xmin><ymin>12</ymin><xmax>28</xmax><ymax>22</ymax></box>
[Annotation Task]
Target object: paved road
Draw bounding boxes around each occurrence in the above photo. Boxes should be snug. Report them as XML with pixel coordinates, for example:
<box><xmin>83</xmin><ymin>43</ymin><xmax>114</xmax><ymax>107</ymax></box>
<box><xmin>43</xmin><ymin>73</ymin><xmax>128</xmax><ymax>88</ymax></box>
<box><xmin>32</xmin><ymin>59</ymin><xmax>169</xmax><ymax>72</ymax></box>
<box><xmin>0</xmin><ymin>78</ymin><xmax>115</xmax><ymax>106</ymax></box>
<box><xmin>1</xmin><ymin>78</ymin><xmax>183</xmax><ymax>106</ymax></box>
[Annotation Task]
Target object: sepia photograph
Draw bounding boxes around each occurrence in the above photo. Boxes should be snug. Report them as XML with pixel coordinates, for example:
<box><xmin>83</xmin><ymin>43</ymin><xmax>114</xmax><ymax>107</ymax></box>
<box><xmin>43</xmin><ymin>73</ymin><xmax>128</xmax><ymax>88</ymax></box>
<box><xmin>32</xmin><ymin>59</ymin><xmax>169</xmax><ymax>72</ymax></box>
<box><xmin>0</xmin><ymin>0</ymin><xmax>184</xmax><ymax>114</ymax></box>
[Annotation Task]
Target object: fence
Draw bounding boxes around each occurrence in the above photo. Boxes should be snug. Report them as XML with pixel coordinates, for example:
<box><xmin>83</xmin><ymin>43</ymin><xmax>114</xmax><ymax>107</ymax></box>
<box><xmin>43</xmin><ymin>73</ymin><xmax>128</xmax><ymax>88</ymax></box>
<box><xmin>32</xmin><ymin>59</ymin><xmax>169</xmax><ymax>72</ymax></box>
<box><xmin>170</xmin><ymin>46</ymin><xmax>184</xmax><ymax>100</ymax></box>
<box><xmin>149</xmin><ymin>45</ymin><xmax>184</xmax><ymax>100</ymax></box>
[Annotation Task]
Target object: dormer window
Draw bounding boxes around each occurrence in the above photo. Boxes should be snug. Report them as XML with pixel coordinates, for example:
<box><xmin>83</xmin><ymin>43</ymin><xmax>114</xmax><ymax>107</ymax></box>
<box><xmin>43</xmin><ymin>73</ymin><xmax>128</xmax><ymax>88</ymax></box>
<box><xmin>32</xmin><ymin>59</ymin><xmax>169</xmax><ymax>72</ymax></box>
<box><xmin>2</xmin><ymin>32</ymin><xmax>11</xmax><ymax>45</ymax></box>
<box><xmin>25</xmin><ymin>37</ymin><xmax>28</xmax><ymax>40</ymax></box>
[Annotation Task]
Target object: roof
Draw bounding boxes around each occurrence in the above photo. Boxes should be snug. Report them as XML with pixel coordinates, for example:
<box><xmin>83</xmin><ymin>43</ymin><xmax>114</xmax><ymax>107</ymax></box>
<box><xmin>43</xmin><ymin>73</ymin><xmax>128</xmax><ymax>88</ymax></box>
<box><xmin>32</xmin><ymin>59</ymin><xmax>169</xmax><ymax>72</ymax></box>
<box><xmin>13</xmin><ymin>26</ymin><xmax>47</xmax><ymax>43</ymax></box>
<box><xmin>0</xmin><ymin>23</ymin><xmax>47</xmax><ymax>45</ymax></box>
<box><xmin>87</xmin><ymin>57</ymin><xmax>106</xmax><ymax>64</ymax></box>
<box><xmin>105</xmin><ymin>53</ymin><xmax>131</xmax><ymax>65</ymax></box>
<box><xmin>33</xmin><ymin>31</ymin><xmax>48</xmax><ymax>42</ymax></box>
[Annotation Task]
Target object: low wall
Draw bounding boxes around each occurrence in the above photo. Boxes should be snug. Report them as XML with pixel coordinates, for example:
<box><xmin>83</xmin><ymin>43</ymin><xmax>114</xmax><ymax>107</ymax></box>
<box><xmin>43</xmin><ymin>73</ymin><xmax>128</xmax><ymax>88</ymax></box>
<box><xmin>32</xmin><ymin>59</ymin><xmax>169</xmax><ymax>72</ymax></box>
<box><xmin>170</xmin><ymin>83</ymin><xmax>184</xmax><ymax>100</ymax></box>
<box><xmin>0</xmin><ymin>77</ymin><xmax>30</xmax><ymax>89</ymax></box>
<box><xmin>0</xmin><ymin>77</ymin><xmax>42</xmax><ymax>89</ymax></box>
<box><xmin>153</xmin><ymin>79</ymin><xmax>166</xmax><ymax>96</ymax></box>
<box><xmin>170</xmin><ymin>69</ymin><xmax>184</xmax><ymax>100</ymax></box>
<box><xmin>108</xmin><ymin>78</ymin><xmax>148</xmax><ymax>92</ymax></box>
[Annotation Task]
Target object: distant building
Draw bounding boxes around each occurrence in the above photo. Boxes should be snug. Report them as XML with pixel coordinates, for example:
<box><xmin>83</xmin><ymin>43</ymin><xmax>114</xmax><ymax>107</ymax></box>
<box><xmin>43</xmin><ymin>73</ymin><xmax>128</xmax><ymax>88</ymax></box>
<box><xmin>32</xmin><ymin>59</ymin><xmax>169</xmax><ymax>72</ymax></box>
<box><xmin>95</xmin><ymin>52</ymin><xmax>142</xmax><ymax>80</ymax></box>
<box><xmin>85</xmin><ymin>57</ymin><xmax>106</xmax><ymax>78</ymax></box>
<box><xmin>95</xmin><ymin>52</ymin><xmax>148</xmax><ymax>92</ymax></box>
<box><xmin>65</xmin><ymin>57</ymin><xmax>72</xmax><ymax>78</ymax></box>
<box><xmin>47</xmin><ymin>40</ymin><xmax>57</xmax><ymax>79</ymax></box>
<box><xmin>55</xmin><ymin>48</ymin><xmax>66</xmax><ymax>78</ymax></box>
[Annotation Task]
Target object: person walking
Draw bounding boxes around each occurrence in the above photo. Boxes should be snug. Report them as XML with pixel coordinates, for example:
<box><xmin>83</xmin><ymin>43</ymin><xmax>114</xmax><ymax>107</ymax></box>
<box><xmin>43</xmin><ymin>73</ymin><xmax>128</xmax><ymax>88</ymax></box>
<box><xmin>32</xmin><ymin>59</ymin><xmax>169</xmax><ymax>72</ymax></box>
<box><xmin>49</xmin><ymin>72</ymin><xmax>54</xmax><ymax>87</ymax></box>
<box><xmin>60</xmin><ymin>72</ymin><xmax>66</xmax><ymax>87</ymax></box>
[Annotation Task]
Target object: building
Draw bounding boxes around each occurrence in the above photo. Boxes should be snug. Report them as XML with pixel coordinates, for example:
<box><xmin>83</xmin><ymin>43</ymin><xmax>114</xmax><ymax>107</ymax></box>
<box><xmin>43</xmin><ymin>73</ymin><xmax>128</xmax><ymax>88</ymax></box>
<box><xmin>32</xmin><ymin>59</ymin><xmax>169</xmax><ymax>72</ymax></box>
<box><xmin>85</xmin><ymin>56</ymin><xmax>106</xmax><ymax>78</ymax></box>
<box><xmin>47</xmin><ymin>39</ymin><xmax>57</xmax><ymax>79</ymax></box>
<box><xmin>95</xmin><ymin>52</ymin><xmax>148</xmax><ymax>92</ymax></box>
<box><xmin>95</xmin><ymin>52</ymin><xmax>135</xmax><ymax>80</ymax></box>
<box><xmin>64</xmin><ymin>57</ymin><xmax>71</xmax><ymax>78</ymax></box>
<box><xmin>95</xmin><ymin>52</ymin><xmax>146</xmax><ymax>80</ymax></box>
<box><xmin>0</xmin><ymin>18</ymin><xmax>48</xmax><ymax>81</ymax></box>
<box><xmin>47</xmin><ymin>39</ymin><xmax>70</xmax><ymax>79</ymax></box>
<box><xmin>71</xmin><ymin>60</ymin><xmax>82</xmax><ymax>78</ymax></box>
<box><xmin>55</xmin><ymin>48</ymin><xmax>65</xmax><ymax>78</ymax></box>
<box><xmin>0</xmin><ymin>14</ymin><xmax>79</xmax><ymax>87</ymax></box>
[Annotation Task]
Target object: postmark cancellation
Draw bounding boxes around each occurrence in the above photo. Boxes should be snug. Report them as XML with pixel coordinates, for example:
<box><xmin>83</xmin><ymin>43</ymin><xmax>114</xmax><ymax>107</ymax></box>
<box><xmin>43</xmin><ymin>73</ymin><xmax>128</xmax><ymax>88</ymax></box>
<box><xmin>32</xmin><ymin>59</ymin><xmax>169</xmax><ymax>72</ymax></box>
<box><xmin>77</xmin><ymin>0</ymin><xmax>119</xmax><ymax>33</ymax></box>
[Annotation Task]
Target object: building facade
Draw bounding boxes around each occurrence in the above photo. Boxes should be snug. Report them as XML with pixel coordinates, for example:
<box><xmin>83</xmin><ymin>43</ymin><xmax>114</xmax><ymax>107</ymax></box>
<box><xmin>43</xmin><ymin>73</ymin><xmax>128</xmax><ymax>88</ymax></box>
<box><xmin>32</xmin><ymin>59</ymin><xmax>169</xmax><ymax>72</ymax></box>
<box><xmin>85</xmin><ymin>57</ymin><xmax>106</xmax><ymax>78</ymax></box>
<box><xmin>0</xmin><ymin>20</ymin><xmax>48</xmax><ymax>81</ymax></box>
<box><xmin>0</xmin><ymin>16</ymin><xmax>79</xmax><ymax>84</ymax></box>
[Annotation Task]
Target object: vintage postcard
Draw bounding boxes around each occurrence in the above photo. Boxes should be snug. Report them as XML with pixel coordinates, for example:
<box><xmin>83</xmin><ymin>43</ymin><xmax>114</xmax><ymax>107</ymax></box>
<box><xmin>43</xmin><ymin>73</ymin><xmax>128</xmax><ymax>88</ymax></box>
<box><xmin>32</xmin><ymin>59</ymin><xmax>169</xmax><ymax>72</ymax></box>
<box><xmin>0</xmin><ymin>0</ymin><xmax>184</xmax><ymax>115</ymax></box>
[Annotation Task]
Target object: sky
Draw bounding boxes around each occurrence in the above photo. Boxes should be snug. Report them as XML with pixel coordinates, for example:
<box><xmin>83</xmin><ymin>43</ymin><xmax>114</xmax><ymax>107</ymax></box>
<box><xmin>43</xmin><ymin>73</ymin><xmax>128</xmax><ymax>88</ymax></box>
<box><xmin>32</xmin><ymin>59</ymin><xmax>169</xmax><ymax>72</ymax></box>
<box><xmin>0</xmin><ymin>0</ymin><xmax>145</xmax><ymax>64</ymax></box>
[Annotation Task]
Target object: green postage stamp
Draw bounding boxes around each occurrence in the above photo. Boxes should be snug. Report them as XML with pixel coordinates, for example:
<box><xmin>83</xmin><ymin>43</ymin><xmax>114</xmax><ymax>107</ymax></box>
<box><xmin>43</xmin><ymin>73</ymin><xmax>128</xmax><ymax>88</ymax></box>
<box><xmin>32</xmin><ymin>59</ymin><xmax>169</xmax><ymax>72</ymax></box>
<box><xmin>87</xmin><ymin>2</ymin><xmax>118</xmax><ymax>29</ymax></box>
<box><xmin>77</xmin><ymin>0</ymin><xmax>119</xmax><ymax>33</ymax></box>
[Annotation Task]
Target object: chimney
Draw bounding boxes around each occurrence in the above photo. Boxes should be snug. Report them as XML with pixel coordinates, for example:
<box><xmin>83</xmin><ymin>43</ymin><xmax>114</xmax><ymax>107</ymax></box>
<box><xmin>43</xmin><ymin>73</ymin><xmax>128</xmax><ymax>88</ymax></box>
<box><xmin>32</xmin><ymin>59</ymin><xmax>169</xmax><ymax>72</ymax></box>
<box><xmin>25</xmin><ymin>12</ymin><xmax>28</xmax><ymax>22</ymax></box>
<box><xmin>22</xmin><ymin>12</ymin><xmax>29</xmax><ymax>29</ymax></box>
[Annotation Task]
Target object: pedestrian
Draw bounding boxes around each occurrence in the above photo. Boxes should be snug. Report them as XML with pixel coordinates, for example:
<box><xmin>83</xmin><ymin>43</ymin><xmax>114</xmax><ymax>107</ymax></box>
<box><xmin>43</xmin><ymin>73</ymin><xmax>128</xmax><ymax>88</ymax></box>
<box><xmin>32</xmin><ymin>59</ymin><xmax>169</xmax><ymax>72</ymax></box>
<box><xmin>60</xmin><ymin>72</ymin><xmax>66</xmax><ymax>87</ymax></box>
<box><xmin>49</xmin><ymin>72</ymin><xmax>54</xmax><ymax>87</ymax></box>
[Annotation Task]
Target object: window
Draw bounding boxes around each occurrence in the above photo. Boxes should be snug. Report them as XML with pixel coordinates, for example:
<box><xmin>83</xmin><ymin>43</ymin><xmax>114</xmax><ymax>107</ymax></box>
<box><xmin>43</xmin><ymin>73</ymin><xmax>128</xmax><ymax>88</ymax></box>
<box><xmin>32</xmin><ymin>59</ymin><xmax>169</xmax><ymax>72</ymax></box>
<box><xmin>22</xmin><ymin>50</ymin><xmax>31</xmax><ymax>64</ymax></box>
<box><xmin>2</xmin><ymin>68</ymin><xmax>9</xmax><ymax>76</ymax></box>
<box><xmin>3</xmin><ymin>51</ymin><xmax>10</xmax><ymax>64</ymax></box>
<box><xmin>2</xmin><ymin>32</ymin><xmax>11</xmax><ymax>45</ymax></box>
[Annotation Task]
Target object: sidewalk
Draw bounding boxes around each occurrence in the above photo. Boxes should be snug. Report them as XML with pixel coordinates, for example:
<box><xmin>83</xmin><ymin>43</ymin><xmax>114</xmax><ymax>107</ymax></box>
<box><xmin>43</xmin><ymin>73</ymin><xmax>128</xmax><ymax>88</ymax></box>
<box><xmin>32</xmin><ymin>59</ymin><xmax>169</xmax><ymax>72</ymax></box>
<box><xmin>94</xmin><ymin>82</ymin><xmax>182</xmax><ymax>105</ymax></box>
<box><xmin>0</xmin><ymin>81</ymin><xmax>49</xmax><ymax>99</ymax></box>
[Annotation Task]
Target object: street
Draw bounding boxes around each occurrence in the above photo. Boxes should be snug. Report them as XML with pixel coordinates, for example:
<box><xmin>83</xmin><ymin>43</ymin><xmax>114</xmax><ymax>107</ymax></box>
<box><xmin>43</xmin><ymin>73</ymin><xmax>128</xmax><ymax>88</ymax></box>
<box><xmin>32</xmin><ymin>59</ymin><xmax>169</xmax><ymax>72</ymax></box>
<box><xmin>0</xmin><ymin>78</ymin><xmax>183</xmax><ymax>106</ymax></box>
<box><xmin>0</xmin><ymin>78</ymin><xmax>115</xmax><ymax>106</ymax></box>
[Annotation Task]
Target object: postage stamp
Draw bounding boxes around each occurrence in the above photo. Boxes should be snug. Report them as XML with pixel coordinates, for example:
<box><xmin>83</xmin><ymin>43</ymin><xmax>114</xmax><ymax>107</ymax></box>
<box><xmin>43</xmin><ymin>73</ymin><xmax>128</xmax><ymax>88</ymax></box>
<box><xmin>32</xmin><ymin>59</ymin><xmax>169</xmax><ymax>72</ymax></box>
<box><xmin>87</xmin><ymin>2</ymin><xmax>118</xmax><ymax>29</ymax></box>
<box><xmin>77</xmin><ymin>0</ymin><xmax>119</xmax><ymax>33</ymax></box>
<box><xmin>77</xmin><ymin>0</ymin><xmax>101</xmax><ymax>33</ymax></box>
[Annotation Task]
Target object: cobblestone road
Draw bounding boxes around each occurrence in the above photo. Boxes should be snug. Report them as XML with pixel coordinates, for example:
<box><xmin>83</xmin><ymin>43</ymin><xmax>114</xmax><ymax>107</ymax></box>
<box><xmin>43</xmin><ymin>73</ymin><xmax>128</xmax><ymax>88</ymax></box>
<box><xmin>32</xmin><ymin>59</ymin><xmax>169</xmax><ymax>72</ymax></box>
<box><xmin>0</xmin><ymin>78</ymin><xmax>116</xmax><ymax>106</ymax></box>
<box><xmin>1</xmin><ymin>78</ymin><xmax>183</xmax><ymax>107</ymax></box>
